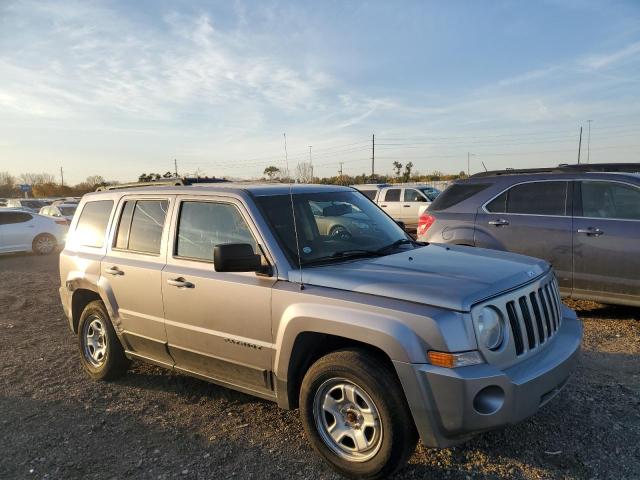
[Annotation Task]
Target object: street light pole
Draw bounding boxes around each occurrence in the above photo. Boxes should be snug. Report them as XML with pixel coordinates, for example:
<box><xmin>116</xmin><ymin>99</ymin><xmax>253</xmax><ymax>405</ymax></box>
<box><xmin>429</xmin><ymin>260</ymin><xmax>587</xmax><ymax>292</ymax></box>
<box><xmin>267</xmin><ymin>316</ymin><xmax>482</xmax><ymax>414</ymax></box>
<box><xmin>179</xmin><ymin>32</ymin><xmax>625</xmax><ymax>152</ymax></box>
<box><xmin>587</xmin><ymin>120</ymin><xmax>592</xmax><ymax>163</ymax></box>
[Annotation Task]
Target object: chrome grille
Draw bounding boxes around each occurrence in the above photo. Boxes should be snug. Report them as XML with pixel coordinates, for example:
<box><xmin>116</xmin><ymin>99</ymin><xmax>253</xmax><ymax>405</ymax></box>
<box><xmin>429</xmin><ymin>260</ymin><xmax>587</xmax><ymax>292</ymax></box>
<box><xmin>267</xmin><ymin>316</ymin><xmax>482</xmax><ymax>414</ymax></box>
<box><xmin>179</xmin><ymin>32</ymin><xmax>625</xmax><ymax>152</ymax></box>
<box><xmin>471</xmin><ymin>273</ymin><xmax>563</xmax><ymax>368</ymax></box>
<box><xmin>505</xmin><ymin>276</ymin><xmax>562</xmax><ymax>356</ymax></box>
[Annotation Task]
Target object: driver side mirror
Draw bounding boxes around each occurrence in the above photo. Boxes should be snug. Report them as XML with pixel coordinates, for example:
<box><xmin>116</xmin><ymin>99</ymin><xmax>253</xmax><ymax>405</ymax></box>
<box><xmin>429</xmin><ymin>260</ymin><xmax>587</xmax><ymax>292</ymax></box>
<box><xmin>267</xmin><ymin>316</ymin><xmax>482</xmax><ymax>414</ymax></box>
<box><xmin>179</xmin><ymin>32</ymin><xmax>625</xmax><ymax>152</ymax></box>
<box><xmin>214</xmin><ymin>243</ymin><xmax>262</xmax><ymax>272</ymax></box>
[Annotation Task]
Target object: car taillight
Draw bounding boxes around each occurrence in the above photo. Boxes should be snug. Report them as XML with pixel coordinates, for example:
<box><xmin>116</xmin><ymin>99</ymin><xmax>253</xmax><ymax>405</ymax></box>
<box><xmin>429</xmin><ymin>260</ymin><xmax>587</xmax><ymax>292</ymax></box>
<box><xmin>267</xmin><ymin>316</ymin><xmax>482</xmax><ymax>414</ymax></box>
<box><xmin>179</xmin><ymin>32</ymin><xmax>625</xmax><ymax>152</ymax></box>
<box><xmin>55</xmin><ymin>219</ymin><xmax>69</xmax><ymax>225</ymax></box>
<box><xmin>417</xmin><ymin>213</ymin><xmax>435</xmax><ymax>236</ymax></box>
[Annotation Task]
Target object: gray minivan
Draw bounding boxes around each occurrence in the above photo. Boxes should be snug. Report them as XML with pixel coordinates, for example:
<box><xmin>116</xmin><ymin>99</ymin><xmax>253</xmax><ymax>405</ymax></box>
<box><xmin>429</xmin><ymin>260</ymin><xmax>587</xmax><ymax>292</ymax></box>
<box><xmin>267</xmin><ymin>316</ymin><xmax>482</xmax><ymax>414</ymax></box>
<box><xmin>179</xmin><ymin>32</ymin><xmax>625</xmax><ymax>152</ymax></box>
<box><xmin>417</xmin><ymin>164</ymin><xmax>640</xmax><ymax>307</ymax></box>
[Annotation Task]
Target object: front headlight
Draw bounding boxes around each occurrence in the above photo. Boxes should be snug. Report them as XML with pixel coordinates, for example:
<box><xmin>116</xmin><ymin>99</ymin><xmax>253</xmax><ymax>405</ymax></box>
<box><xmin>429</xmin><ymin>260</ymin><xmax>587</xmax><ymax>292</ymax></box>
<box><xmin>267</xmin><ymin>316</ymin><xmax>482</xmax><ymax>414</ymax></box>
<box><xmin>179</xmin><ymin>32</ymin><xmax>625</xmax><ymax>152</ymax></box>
<box><xmin>477</xmin><ymin>306</ymin><xmax>504</xmax><ymax>350</ymax></box>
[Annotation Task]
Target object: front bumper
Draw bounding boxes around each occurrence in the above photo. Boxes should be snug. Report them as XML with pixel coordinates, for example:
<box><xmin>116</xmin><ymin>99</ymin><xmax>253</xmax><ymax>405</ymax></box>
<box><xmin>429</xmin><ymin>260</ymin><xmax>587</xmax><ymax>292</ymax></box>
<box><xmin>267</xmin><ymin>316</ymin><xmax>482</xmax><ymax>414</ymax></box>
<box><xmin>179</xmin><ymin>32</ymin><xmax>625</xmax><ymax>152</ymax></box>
<box><xmin>394</xmin><ymin>305</ymin><xmax>582</xmax><ymax>448</ymax></box>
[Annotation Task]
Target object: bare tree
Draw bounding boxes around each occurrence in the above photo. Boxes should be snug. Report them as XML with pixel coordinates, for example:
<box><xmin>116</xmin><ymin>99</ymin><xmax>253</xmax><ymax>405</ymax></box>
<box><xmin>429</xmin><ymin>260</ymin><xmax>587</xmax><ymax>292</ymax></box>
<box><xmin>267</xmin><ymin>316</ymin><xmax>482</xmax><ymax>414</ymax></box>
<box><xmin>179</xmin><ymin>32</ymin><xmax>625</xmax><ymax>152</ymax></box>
<box><xmin>295</xmin><ymin>162</ymin><xmax>314</xmax><ymax>183</ymax></box>
<box><xmin>0</xmin><ymin>171</ymin><xmax>16</xmax><ymax>197</ymax></box>
<box><xmin>85</xmin><ymin>175</ymin><xmax>106</xmax><ymax>187</ymax></box>
<box><xmin>0</xmin><ymin>171</ymin><xmax>15</xmax><ymax>187</ymax></box>
<box><xmin>19</xmin><ymin>172</ymin><xmax>55</xmax><ymax>185</ymax></box>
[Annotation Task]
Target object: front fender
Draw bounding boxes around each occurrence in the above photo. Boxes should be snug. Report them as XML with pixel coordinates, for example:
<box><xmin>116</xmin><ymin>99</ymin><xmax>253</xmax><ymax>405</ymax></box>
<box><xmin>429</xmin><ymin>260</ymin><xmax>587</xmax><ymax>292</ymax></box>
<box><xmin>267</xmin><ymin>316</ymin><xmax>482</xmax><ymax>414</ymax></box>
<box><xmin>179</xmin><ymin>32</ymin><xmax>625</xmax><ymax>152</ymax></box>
<box><xmin>273</xmin><ymin>302</ymin><xmax>428</xmax><ymax>381</ymax></box>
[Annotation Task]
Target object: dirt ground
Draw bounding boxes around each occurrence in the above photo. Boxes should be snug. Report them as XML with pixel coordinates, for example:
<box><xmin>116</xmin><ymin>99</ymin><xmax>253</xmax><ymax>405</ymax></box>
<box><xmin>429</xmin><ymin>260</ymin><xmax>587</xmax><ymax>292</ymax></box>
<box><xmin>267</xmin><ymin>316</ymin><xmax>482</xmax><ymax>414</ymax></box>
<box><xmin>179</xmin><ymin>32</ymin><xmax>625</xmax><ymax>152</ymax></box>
<box><xmin>0</xmin><ymin>252</ymin><xmax>638</xmax><ymax>480</ymax></box>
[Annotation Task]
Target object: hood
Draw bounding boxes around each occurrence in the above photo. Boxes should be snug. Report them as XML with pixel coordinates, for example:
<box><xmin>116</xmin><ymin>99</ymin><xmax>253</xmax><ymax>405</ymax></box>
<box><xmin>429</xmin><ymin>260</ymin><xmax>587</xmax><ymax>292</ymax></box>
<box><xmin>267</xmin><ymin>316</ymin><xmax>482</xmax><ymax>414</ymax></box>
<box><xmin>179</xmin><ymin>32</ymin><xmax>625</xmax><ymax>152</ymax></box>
<box><xmin>289</xmin><ymin>244</ymin><xmax>549</xmax><ymax>312</ymax></box>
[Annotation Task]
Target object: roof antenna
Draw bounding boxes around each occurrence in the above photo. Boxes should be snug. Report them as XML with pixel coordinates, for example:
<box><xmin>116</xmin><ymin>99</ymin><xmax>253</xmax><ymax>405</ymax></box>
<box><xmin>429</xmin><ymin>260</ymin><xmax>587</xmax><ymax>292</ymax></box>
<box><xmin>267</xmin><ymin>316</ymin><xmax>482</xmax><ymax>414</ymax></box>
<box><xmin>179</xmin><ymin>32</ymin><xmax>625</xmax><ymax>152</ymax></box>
<box><xmin>284</xmin><ymin>133</ymin><xmax>304</xmax><ymax>290</ymax></box>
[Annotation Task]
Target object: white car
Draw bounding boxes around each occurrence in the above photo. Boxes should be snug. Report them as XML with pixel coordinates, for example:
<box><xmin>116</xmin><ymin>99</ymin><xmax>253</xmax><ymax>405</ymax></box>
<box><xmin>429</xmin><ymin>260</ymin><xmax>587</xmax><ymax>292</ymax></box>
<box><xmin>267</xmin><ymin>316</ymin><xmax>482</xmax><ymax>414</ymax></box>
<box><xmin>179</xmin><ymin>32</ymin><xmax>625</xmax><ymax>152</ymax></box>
<box><xmin>5</xmin><ymin>198</ymin><xmax>50</xmax><ymax>213</ymax></box>
<box><xmin>0</xmin><ymin>209</ymin><xmax>67</xmax><ymax>255</ymax></box>
<box><xmin>39</xmin><ymin>203</ymin><xmax>78</xmax><ymax>223</ymax></box>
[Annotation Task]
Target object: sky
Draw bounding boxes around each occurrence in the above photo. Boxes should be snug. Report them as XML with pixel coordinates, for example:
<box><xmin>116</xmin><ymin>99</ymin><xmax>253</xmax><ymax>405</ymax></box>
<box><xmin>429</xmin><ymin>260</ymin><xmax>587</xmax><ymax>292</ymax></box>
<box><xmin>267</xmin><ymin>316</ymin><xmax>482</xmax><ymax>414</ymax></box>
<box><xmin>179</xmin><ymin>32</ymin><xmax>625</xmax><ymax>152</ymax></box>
<box><xmin>1</xmin><ymin>0</ymin><xmax>640</xmax><ymax>184</ymax></box>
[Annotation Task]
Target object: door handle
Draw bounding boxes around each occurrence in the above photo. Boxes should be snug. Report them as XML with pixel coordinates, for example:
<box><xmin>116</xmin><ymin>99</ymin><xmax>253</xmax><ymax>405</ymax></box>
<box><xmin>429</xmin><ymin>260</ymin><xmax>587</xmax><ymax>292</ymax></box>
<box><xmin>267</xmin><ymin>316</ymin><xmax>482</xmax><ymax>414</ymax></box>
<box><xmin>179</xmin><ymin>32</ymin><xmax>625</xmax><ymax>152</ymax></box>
<box><xmin>380</xmin><ymin>204</ymin><xmax>387</xmax><ymax>208</ymax></box>
<box><xmin>488</xmin><ymin>219</ymin><xmax>510</xmax><ymax>226</ymax></box>
<box><xmin>105</xmin><ymin>266</ymin><xmax>124</xmax><ymax>276</ymax></box>
<box><xmin>403</xmin><ymin>205</ymin><xmax>411</xmax><ymax>208</ymax></box>
<box><xmin>577</xmin><ymin>227</ymin><xmax>604</xmax><ymax>237</ymax></box>
<box><xmin>167</xmin><ymin>277</ymin><xmax>194</xmax><ymax>288</ymax></box>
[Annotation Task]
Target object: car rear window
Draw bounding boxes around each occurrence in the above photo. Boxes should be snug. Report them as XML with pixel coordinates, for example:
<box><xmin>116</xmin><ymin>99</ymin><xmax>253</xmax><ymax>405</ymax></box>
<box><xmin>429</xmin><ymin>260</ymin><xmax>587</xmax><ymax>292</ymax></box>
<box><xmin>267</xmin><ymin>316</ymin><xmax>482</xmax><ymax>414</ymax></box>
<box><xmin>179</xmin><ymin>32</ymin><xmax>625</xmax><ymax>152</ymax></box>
<box><xmin>75</xmin><ymin>200</ymin><xmax>114</xmax><ymax>248</ymax></box>
<box><xmin>359</xmin><ymin>190</ymin><xmax>378</xmax><ymax>200</ymax></box>
<box><xmin>429</xmin><ymin>183</ymin><xmax>491</xmax><ymax>210</ymax></box>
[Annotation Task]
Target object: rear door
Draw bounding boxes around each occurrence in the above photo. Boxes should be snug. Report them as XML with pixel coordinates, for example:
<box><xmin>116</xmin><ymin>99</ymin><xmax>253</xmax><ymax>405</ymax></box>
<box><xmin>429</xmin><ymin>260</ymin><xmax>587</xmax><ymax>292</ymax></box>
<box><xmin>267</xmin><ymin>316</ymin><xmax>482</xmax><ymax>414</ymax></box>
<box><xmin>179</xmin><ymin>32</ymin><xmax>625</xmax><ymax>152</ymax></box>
<box><xmin>573</xmin><ymin>180</ymin><xmax>640</xmax><ymax>303</ymax></box>
<box><xmin>401</xmin><ymin>188</ymin><xmax>429</xmax><ymax>227</ymax></box>
<box><xmin>475</xmin><ymin>180</ymin><xmax>573</xmax><ymax>292</ymax></box>
<box><xmin>101</xmin><ymin>196</ymin><xmax>175</xmax><ymax>365</ymax></box>
<box><xmin>378</xmin><ymin>188</ymin><xmax>402</xmax><ymax>222</ymax></box>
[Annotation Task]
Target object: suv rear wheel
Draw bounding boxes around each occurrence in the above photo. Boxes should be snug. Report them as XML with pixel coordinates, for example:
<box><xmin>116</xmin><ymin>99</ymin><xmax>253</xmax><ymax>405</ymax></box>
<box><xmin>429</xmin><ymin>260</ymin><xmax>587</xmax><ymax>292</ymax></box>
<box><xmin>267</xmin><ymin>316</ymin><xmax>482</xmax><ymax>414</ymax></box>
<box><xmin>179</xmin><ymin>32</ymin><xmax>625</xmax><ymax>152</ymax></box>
<box><xmin>300</xmin><ymin>349</ymin><xmax>418</xmax><ymax>479</ymax></box>
<box><xmin>78</xmin><ymin>300</ymin><xmax>130</xmax><ymax>380</ymax></box>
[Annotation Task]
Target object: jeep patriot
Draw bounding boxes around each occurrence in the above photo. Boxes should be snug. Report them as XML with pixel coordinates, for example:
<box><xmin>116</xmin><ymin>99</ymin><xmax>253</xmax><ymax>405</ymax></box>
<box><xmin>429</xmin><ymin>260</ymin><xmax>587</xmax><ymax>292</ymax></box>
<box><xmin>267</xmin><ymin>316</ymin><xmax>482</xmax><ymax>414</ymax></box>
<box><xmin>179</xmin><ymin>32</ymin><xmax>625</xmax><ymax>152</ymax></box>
<box><xmin>59</xmin><ymin>184</ymin><xmax>582</xmax><ymax>479</ymax></box>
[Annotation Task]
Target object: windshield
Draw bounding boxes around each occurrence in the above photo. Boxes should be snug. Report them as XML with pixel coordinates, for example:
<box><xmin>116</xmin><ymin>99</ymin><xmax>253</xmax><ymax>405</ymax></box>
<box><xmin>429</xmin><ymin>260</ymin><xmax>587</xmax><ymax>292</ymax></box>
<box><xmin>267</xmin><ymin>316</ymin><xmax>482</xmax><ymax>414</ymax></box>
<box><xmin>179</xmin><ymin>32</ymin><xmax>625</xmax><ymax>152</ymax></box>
<box><xmin>22</xmin><ymin>200</ymin><xmax>46</xmax><ymax>209</ymax></box>
<box><xmin>59</xmin><ymin>206</ymin><xmax>77</xmax><ymax>216</ymax></box>
<box><xmin>256</xmin><ymin>191</ymin><xmax>413</xmax><ymax>267</ymax></box>
<box><xmin>419</xmin><ymin>188</ymin><xmax>441</xmax><ymax>201</ymax></box>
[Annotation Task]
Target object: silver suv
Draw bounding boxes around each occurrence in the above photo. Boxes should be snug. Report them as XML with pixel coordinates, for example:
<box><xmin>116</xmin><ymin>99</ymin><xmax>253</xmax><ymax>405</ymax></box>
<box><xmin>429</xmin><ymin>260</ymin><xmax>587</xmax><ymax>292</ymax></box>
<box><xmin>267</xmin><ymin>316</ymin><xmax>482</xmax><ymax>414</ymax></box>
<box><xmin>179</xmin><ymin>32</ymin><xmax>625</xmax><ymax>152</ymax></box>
<box><xmin>59</xmin><ymin>184</ymin><xmax>582</xmax><ymax>479</ymax></box>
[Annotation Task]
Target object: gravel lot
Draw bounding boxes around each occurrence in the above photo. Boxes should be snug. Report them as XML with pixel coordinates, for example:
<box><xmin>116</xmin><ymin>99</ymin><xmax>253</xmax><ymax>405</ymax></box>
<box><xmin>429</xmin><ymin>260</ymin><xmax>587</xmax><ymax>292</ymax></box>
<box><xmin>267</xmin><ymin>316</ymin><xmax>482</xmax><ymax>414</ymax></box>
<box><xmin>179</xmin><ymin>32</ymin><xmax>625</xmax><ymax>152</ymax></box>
<box><xmin>1</xmin><ymin>253</ymin><xmax>638</xmax><ymax>479</ymax></box>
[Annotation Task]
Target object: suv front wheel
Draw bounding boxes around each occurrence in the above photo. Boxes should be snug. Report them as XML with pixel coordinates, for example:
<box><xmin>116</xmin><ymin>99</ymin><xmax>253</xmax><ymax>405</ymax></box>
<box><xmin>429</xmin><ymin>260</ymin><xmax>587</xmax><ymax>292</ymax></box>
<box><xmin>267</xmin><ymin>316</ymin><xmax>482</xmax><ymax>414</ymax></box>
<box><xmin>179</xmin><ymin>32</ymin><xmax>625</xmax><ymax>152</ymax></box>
<box><xmin>78</xmin><ymin>300</ymin><xmax>130</xmax><ymax>380</ymax></box>
<box><xmin>300</xmin><ymin>349</ymin><xmax>418</xmax><ymax>479</ymax></box>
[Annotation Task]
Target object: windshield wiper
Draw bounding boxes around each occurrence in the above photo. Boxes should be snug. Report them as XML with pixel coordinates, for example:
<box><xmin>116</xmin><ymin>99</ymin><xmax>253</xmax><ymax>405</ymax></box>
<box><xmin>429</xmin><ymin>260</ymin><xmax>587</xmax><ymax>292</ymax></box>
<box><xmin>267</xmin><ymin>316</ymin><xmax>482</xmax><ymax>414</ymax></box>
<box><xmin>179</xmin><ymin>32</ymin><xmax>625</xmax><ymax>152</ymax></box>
<box><xmin>303</xmin><ymin>249</ymin><xmax>383</xmax><ymax>267</ymax></box>
<box><xmin>374</xmin><ymin>238</ymin><xmax>415</xmax><ymax>254</ymax></box>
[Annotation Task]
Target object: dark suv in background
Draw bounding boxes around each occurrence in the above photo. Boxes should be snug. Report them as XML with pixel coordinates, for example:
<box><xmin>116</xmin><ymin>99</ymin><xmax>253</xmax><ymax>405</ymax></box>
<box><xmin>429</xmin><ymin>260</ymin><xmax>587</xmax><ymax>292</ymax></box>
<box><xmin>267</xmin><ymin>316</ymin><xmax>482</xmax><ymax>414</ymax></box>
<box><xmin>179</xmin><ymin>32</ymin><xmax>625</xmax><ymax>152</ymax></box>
<box><xmin>417</xmin><ymin>163</ymin><xmax>640</xmax><ymax>307</ymax></box>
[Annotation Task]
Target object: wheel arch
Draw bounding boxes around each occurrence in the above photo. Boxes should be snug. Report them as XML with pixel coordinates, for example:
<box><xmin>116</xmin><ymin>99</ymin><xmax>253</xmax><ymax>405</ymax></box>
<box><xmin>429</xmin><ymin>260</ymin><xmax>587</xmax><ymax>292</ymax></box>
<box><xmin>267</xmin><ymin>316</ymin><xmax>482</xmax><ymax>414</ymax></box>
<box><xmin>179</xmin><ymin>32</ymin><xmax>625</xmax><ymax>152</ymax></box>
<box><xmin>273</xmin><ymin>304</ymin><xmax>426</xmax><ymax>409</ymax></box>
<box><xmin>71</xmin><ymin>288</ymin><xmax>103</xmax><ymax>333</ymax></box>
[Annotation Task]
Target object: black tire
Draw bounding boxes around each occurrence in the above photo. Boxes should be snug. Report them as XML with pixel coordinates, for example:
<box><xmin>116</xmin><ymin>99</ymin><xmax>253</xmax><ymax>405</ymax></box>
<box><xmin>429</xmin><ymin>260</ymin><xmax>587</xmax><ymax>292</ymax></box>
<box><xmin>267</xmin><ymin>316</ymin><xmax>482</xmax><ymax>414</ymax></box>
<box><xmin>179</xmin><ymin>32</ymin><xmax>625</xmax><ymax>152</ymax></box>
<box><xmin>32</xmin><ymin>233</ymin><xmax>56</xmax><ymax>255</ymax></box>
<box><xmin>300</xmin><ymin>349</ymin><xmax>418</xmax><ymax>479</ymax></box>
<box><xmin>77</xmin><ymin>300</ymin><xmax>130</xmax><ymax>381</ymax></box>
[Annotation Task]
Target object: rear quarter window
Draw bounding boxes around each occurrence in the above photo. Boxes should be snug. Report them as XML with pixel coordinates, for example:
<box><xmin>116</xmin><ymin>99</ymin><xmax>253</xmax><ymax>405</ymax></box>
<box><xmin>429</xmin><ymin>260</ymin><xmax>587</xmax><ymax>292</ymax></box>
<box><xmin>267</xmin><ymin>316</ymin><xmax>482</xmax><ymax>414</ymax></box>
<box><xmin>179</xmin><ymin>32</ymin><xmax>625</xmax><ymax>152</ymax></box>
<box><xmin>429</xmin><ymin>183</ymin><xmax>491</xmax><ymax>211</ymax></box>
<box><xmin>74</xmin><ymin>200</ymin><xmax>114</xmax><ymax>248</ymax></box>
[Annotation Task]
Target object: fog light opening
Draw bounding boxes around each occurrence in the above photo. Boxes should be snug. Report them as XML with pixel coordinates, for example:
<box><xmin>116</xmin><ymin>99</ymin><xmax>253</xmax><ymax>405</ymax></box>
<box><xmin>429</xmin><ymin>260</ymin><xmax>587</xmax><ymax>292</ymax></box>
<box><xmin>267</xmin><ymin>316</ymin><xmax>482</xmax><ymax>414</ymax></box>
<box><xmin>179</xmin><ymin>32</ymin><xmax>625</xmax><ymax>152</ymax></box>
<box><xmin>473</xmin><ymin>386</ymin><xmax>505</xmax><ymax>415</ymax></box>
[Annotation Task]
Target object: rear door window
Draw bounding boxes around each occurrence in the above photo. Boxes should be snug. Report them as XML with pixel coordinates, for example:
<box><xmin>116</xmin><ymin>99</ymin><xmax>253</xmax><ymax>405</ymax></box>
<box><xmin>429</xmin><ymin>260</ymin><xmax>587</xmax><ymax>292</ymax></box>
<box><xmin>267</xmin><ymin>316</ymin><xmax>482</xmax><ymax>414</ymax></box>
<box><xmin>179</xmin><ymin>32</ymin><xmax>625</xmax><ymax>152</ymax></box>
<box><xmin>487</xmin><ymin>181</ymin><xmax>568</xmax><ymax>216</ymax></box>
<box><xmin>175</xmin><ymin>201</ymin><xmax>256</xmax><ymax>262</ymax></box>
<box><xmin>115</xmin><ymin>200</ymin><xmax>168</xmax><ymax>254</ymax></box>
<box><xmin>384</xmin><ymin>189</ymin><xmax>401</xmax><ymax>202</ymax></box>
<box><xmin>75</xmin><ymin>200</ymin><xmax>114</xmax><ymax>248</ymax></box>
<box><xmin>580</xmin><ymin>181</ymin><xmax>640</xmax><ymax>220</ymax></box>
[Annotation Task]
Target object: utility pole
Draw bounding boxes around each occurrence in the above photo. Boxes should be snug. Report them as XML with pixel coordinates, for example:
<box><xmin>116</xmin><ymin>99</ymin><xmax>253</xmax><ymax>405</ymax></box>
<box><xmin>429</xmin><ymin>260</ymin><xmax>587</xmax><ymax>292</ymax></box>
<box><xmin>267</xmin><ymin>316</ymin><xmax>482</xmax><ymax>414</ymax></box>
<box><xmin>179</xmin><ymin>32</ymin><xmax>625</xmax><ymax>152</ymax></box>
<box><xmin>371</xmin><ymin>134</ymin><xmax>375</xmax><ymax>179</ymax></box>
<box><xmin>174</xmin><ymin>158</ymin><xmax>178</xmax><ymax>177</ymax></box>
<box><xmin>60</xmin><ymin>167</ymin><xmax>64</xmax><ymax>186</ymax></box>
<box><xmin>587</xmin><ymin>120</ymin><xmax>592</xmax><ymax>163</ymax></box>
<box><xmin>577</xmin><ymin>126</ymin><xmax>583</xmax><ymax>164</ymax></box>
<box><xmin>338</xmin><ymin>162</ymin><xmax>344</xmax><ymax>185</ymax></box>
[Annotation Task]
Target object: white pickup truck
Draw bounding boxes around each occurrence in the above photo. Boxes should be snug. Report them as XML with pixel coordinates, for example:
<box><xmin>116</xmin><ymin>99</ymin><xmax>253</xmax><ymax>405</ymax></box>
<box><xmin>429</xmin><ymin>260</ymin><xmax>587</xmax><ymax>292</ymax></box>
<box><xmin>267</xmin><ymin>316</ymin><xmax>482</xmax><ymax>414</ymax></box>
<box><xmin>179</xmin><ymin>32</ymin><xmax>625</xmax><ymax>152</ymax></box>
<box><xmin>353</xmin><ymin>184</ymin><xmax>441</xmax><ymax>231</ymax></box>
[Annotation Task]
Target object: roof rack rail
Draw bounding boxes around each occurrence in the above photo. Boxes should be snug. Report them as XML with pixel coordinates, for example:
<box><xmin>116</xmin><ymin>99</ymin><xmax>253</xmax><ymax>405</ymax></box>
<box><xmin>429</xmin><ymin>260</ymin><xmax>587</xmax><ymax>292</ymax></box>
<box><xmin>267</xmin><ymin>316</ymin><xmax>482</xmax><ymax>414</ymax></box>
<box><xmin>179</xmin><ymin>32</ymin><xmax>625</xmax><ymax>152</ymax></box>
<box><xmin>96</xmin><ymin>176</ymin><xmax>229</xmax><ymax>191</ymax></box>
<box><xmin>471</xmin><ymin>163</ymin><xmax>640</xmax><ymax>178</ymax></box>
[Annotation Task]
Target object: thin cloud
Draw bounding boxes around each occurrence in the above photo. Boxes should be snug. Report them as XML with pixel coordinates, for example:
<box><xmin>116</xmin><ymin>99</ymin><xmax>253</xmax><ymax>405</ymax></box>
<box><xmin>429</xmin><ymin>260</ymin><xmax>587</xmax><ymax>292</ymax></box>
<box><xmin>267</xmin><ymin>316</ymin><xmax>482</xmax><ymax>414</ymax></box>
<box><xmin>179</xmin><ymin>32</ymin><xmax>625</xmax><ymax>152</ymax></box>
<box><xmin>582</xmin><ymin>41</ymin><xmax>640</xmax><ymax>70</ymax></box>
